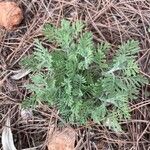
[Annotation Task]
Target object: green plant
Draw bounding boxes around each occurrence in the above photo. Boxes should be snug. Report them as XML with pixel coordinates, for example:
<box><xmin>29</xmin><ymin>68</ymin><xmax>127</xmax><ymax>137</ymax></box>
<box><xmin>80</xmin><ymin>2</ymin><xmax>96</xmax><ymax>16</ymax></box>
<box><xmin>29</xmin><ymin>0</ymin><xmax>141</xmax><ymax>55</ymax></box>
<box><xmin>21</xmin><ymin>19</ymin><xmax>147</xmax><ymax>131</ymax></box>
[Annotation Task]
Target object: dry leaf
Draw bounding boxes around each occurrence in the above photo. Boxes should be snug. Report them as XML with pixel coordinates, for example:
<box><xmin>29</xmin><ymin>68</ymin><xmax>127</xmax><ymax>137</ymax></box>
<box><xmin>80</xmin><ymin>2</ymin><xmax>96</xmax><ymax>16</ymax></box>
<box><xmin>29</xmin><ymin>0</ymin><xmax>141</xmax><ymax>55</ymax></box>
<box><xmin>0</xmin><ymin>2</ymin><xmax>23</xmax><ymax>30</ymax></box>
<box><xmin>47</xmin><ymin>128</ymin><xmax>76</xmax><ymax>150</ymax></box>
<box><xmin>22</xmin><ymin>145</ymin><xmax>42</xmax><ymax>150</ymax></box>
<box><xmin>11</xmin><ymin>69</ymin><xmax>31</xmax><ymax>80</ymax></box>
<box><xmin>2</xmin><ymin>117</ymin><xmax>17</xmax><ymax>150</ymax></box>
<box><xmin>21</xmin><ymin>108</ymin><xmax>33</xmax><ymax>121</ymax></box>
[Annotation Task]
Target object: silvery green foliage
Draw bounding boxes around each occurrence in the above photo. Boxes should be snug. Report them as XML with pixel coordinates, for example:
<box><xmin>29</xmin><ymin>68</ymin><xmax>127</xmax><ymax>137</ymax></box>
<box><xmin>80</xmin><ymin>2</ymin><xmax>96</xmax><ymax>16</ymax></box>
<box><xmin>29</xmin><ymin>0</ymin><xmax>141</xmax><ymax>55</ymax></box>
<box><xmin>21</xmin><ymin>20</ymin><xmax>147</xmax><ymax>132</ymax></box>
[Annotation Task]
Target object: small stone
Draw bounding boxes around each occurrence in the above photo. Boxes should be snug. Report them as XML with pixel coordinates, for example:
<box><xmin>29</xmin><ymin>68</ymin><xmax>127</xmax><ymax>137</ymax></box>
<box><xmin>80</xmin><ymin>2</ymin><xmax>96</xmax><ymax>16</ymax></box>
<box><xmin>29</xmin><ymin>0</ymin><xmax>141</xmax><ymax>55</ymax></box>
<box><xmin>0</xmin><ymin>1</ymin><xmax>23</xmax><ymax>30</ymax></box>
<box><xmin>47</xmin><ymin>128</ymin><xmax>76</xmax><ymax>150</ymax></box>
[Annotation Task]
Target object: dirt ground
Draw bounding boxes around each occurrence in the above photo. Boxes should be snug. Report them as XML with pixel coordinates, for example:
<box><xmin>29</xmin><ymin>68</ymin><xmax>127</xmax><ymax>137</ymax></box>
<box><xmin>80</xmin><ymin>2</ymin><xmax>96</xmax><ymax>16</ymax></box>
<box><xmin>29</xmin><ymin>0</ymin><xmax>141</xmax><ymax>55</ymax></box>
<box><xmin>0</xmin><ymin>0</ymin><xmax>150</xmax><ymax>149</ymax></box>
